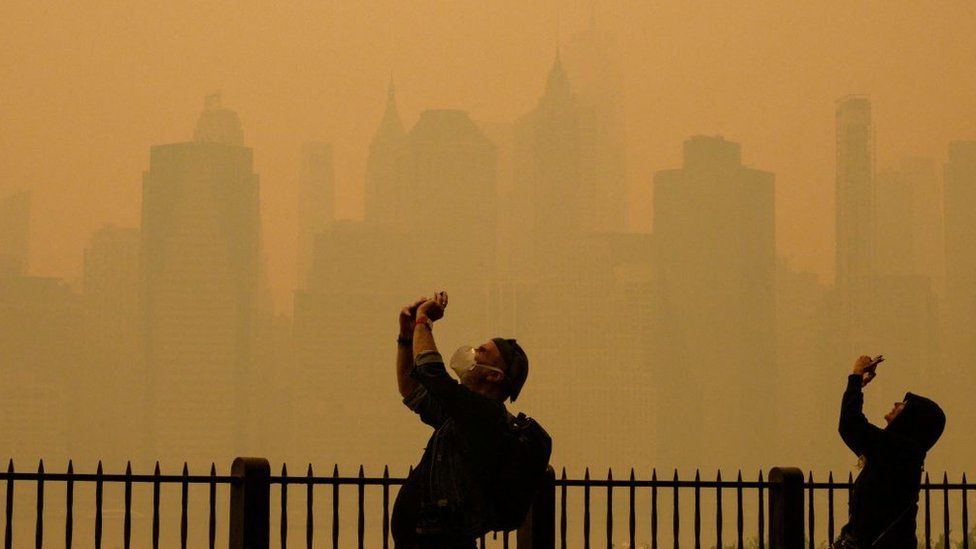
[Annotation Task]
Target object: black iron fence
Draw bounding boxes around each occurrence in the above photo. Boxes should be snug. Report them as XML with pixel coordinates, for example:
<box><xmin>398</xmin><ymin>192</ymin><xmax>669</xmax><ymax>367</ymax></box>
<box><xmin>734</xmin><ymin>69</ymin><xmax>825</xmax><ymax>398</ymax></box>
<box><xmin>0</xmin><ymin>458</ymin><xmax>972</xmax><ymax>549</ymax></box>
<box><xmin>0</xmin><ymin>458</ymin><xmax>236</xmax><ymax>548</ymax></box>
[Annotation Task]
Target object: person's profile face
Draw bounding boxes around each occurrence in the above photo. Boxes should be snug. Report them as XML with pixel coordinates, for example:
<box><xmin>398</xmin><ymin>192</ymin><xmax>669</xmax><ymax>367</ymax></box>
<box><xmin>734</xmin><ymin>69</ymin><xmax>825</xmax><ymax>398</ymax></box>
<box><xmin>884</xmin><ymin>401</ymin><xmax>907</xmax><ymax>425</ymax></box>
<box><xmin>462</xmin><ymin>341</ymin><xmax>505</xmax><ymax>388</ymax></box>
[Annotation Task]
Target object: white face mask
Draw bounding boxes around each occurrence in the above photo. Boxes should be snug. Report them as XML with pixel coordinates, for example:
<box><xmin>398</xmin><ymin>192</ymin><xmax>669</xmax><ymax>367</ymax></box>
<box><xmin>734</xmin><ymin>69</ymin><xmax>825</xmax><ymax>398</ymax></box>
<box><xmin>449</xmin><ymin>345</ymin><xmax>505</xmax><ymax>383</ymax></box>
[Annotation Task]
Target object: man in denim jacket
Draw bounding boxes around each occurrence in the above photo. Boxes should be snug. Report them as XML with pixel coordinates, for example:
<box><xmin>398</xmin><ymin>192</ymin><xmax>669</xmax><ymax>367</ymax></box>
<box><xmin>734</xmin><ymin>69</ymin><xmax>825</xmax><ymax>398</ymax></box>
<box><xmin>391</xmin><ymin>292</ymin><xmax>529</xmax><ymax>548</ymax></box>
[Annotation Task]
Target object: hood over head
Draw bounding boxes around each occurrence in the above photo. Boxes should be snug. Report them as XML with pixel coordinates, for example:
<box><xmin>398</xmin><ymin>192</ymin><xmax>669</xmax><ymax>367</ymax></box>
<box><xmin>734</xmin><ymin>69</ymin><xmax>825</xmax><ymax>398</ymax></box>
<box><xmin>886</xmin><ymin>392</ymin><xmax>945</xmax><ymax>453</ymax></box>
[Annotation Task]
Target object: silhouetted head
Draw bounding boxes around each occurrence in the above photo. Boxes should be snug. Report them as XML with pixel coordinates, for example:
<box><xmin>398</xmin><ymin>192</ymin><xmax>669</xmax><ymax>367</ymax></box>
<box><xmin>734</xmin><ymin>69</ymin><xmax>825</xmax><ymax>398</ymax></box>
<box><xmin>462</xmin><ymin>338</ymin><xmax>529</xmax><ymax>402</ymax></box>
<box><xmin>885</xmin><ymin>392</ymin><xmax>946</xmax><ymax>453</ymax></box>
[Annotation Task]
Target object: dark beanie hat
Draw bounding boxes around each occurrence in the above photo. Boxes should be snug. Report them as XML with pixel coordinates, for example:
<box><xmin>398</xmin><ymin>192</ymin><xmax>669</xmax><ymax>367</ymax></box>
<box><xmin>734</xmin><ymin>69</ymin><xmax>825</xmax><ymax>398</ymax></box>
<box><xmin>492</xmin><ymin>337</ymin><xmax>529</xmax><ymax>402</ymax></box>
<box><xmin>888</xmin><ymin>392</ymin><xmax>946</xmax><ymax>453</ymax></box>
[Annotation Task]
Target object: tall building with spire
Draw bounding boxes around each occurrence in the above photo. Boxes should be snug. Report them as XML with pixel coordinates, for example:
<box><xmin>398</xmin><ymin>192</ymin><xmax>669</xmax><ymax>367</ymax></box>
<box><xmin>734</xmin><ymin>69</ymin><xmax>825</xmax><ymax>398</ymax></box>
<box><xmin>296</xmin><ymin>141</ymin><xmax>335</xmax><ymax>289</ymax></box>
<box><xmin>141</xmin><ymin>95</ymin><xmax>265</xmax><ymax>464</ymax></box>
<box><xmin>561</xmin><ymin>9</ymin><xmax>628</xmax><ymax>232</ymax></box>
<box><xmin>364</xmin><ymin>79</ymin><xmax>406</xmax><ymax>228</ymax></box>
<box><xmin>512</xmin><ymin>51</ymin><xmax>581</xmax><ymax>281</ymax></box>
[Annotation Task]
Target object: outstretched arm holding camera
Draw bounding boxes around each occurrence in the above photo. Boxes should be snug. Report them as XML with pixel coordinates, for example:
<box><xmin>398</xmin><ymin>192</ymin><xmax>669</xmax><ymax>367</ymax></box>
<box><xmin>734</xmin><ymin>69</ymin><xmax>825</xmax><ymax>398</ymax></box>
<box><xmin>395</xmin><ymin>296</ymin><xmax>425</xmax><ymax>398</ymax></box>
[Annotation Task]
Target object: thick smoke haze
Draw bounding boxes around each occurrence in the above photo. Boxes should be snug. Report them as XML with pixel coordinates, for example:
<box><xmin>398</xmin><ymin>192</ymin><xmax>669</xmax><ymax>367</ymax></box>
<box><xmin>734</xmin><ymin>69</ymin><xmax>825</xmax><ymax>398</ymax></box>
<box><xmin>3</xmin><ymin>1</ymin><xmax>974</xmax><ymax>305</ymax></box>
<box><xmin>1</xmin><ymin>2</ymin><xmax>975</xmax><ymax>546</ymax></box>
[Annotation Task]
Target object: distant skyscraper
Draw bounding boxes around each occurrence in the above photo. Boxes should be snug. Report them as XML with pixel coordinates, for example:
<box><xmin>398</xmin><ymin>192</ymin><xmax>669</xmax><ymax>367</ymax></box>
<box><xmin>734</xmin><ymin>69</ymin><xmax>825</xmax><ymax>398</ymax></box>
<box><xmin>81</xmin><ymin>225</ymin><xmax>143</xmax><ymax>463</ymax></box>
<box><xmin>874</xmin><ymin>158</ymin><xmax>943</xmax><ymax>284</ymax></box>
<box><xmin>0</xmin><ymin>275</ymin><xmax>79</xmax><ymax>462</ymax></box>
<box><xmin>834</xmin><ymin>96</ymin><xmax>874</xmax><ymax>352</ymax></box>
<box><xmin>364</xmin><ymin>79</ymin><xmax>406</xmax><ymax>228</ymax></box>
<box><xmin>512</xmin><ymin>51</ymin><xmax>582</xmax><ymax>281</ymax></box>
<box><xmin>562</xmin><ymin>13</ymin><xmax>628</xmax><ymax>232</ymax></box>
<box><xmin>141</xmin><ymin>95</ymin><xmax>264</xmax><ymax>463</ymax></box>
<box><xmin>0</xmin><ymin>191</ymin><xmax>30</xmax><ymax>277</ymax></box>
<box><xmin>291</xmin><ymin>220</ymin><xmax>412</xmax><ymax>465</ymax></box>
<box><xmin>296</xmin><ymin>141</ymin><xmax>335</xmax><ymax>288</ymax></box>
<box><xmin>944</xmin><ymin>141</ymin><xmax>976</xmax><ymax>394</ymax></box>
<box><xmin>393</xmin><ymin>109</ymin><xmax>497</xmax><ymax>290</ymax></box>
<box><xmin>652</xmin><ymin>136</ymin><xmax>776</xmax><ymax>468</ymax></box>
<box><xmin>871</xmin><ymin>163</ymin><xmax>941</xmax><ymax>391</ymax></box>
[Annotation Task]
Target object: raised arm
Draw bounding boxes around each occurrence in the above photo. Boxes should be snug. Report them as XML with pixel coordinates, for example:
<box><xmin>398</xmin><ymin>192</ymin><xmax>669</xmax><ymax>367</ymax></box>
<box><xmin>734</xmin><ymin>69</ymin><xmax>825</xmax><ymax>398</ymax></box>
<box><xmin>396</xmin><ymin>297</ymin><xmax>425</xmax><ymax>398</ymax></box>
<box><xmin>838</xmin><ymin>355</ymin><xmax>885</xmax><ymax>456</ymax></box>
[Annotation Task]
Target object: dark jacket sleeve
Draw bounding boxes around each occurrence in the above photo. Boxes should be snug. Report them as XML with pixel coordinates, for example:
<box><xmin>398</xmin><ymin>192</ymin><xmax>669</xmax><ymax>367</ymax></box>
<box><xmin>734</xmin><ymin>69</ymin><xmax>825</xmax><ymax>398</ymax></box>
<box><xmin>403</xmin><ymin>350</ymin><xmax>502</xmax><ymax>432</ymax></box>
<box><xmin>839</xmin><ymin>374</ymin><xmax>886</xmax><ymax>457</ymax></box>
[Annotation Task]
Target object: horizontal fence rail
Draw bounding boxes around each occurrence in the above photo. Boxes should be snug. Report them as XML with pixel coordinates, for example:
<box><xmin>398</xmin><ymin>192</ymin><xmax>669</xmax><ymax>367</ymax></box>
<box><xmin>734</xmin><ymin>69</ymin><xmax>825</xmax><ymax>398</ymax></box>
<box><xmin>1</xmin><ymin>459</ymin><xmax>972</xmax><ymax>549</ymax></box>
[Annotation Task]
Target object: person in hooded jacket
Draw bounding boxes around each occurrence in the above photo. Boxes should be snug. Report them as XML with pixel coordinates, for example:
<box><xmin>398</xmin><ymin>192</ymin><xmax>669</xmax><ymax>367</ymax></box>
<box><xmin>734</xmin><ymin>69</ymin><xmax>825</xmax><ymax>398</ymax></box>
<box><xmin>835</xmin><ymin>355</ymin><xmax>946</xmax><ymax>549</ymax></box>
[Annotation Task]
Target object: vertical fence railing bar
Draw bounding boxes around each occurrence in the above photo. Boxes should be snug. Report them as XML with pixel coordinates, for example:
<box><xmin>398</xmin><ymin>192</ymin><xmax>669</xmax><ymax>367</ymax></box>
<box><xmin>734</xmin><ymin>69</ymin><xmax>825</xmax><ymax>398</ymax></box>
<box><xmin>307</xmin><ymin>464</ymin><xmax>314</xmax><ymax>549</ymax></box>
<box><xmin>209</xmin><ymin>463</ymin><xmax>217</xmax><ymax>549</ymax></box>
<box><xmin>358</xmin><ymin>465</ymin><xmax>365</xmax><ymax>549</ymax></box>
<box><xmin>605</xmin><ymin>468</ymin><xmax>613</xmax><ymax>549</ymax></box>
<box><xmin>65</xmin><ymin>460</ymin><xmax>73</xmax><ymax>549</ymax></box>
<box><xmin>583</xmin><ymin>468</ymin><xmax>591</xmax><ymax>549</ymax></box>
<box><xmin>560</xmin><ymin>468</ymin><xmax>567</xmax><ymax>549</ymax></box>
<box><xmin>280</xmin><ymin>463</ymin><xmax>288</xmax><ymax>549</ymax></box>
<box><xmin>694</xmin><ymin>470</ymin><xmax>701</xmax><ymax>549</ymax></box>
<box><xmin>152</xmin><ymin>462</ymin><xmax>161</xmax><ymax>549</ymax></box>
<box><xmin>331</xmin><ymin>465</ymin><xmax>339</xmax><ymax>549</ymax></box>
<box><xmin>381</xmin><ymin>466</ymin><xmax>387</xmax><ymax>549</ymax></box>
<box><xmin>716</xmin><ymin>470</ymin><xmax>723</xmax><ymax>549</ymax></box>
<box><xmin>181</xmin><ymin>463</ymin><xmax>189</xmax><ymax>549</ymax></box>
<box><xmin>807</xmin><ymin>472</ymin><xmax>814</xmax><ymax>549</ymax></box>
<box><xmin>651</xmin><ymin>469</ymin><xmax>658</xmax><ymax>549</ymax></box>
<box><xmin>33</xmin><ymin>460</ymin><xmax>43</xmax><ymax>549</ymax></box>
<box><xmin>95</xmin><ymin>461</ymin><xmax>103</xmax><ymax>549</ymax></box>
<box><xmin>925</xmin><ymin>472</ymin><xmax>931</xmax><ymax>549</ymax></box>
<box><xmin>943</xmin><ymin>472</ymin><xmax>950</xmax><ymax>549</ymax></box>
<box><xmin>629</xmin><ymin>469</ymin><xmax>636</xmax><ymax>549</ymax></box>
<box><xmin>757</xmin><ymin>470</ymin><xmax>764</xmax><ymax>549</ymax></box>
<box><xmin>736</xmin><ymin>470</ymin><xmax>744</xmax><ymax>549</ymax></box>
<box><xmin>124</xmin><ymin>461</ymin><xmax>132</xmax><ymax>549</ymax></box>
<box><xmin>827</xmin><ymin>471</ymin><xmax>835</xmax><ymax>544</ymax></box>
<box><xmin>963</xmin><ymin>473</ymin><xmax>969</xmax><ymax>549</ymax></box>
<box><xmin>672</xmin><ymin>470</ymin><xmax>679</xmax><ymax>549</ymax></box>
<box><xmin>4</xmin><ymin>460</ymin><xmax>12</xmax><ymax>549</ymax></box>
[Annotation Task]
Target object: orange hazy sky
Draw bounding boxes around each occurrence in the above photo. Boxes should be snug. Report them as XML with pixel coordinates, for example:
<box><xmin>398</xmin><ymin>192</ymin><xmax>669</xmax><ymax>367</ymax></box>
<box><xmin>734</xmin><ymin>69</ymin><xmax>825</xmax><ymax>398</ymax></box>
<box><xmin>2</xmin><ymin>1</ymin><xmax>974</xmax><ymax>310</ymax></box>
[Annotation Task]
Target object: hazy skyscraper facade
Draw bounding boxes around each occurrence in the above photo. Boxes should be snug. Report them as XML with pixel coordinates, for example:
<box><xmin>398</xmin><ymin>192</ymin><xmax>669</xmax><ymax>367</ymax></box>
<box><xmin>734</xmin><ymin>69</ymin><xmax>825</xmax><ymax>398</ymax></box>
<box><xmin>870</xmin><ymin>162</ymin><xmax>941</xmax><ymax>391</ymax></box>
<box><xmin>834</xmin><ymin>96</ymin><xmax>875</xmax><ymax>354</ymax></box>
<box><xmin>296</xmin><ymin>141</ymin><xmax>335</xmax><ymax>289</ymax></box>
<box><xmin>0</xmin><ymin>191</ymin><xmax>31</xmax><ymax>277</ymax></box>
<box><xmin>141</xmin><ymin>96</ymin><xmax>264</xmax><ymax>463</ymax></box>
<box><xmin>652</xmin><ymin>136</ymin><xmax>775</xmax><ymax>467</ymax></box>
<box><xmin>80</xmin><ymin>225</ymin><xmax>143</xmax><ymax>463</ymax></box>
<box><xmin>562</xmin><ymin>14</ymin><xmax>628</xmax><ymax>233</ymax></box>
<box><xmin>393</xmin><ymin>109</ymin><xmax>497</xmax><ymax>292</ymax></box>
<box><xmin>943</xmin><ymin>141</ymin><xmax>976</xmax><ymax>440</ymax></box>
<box><xmin>0</xmin><ymin>276</ymin><xmax>79</xmax><ymax>462</ymax></box>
